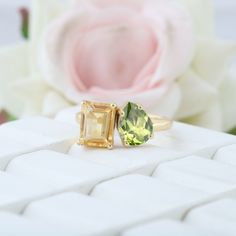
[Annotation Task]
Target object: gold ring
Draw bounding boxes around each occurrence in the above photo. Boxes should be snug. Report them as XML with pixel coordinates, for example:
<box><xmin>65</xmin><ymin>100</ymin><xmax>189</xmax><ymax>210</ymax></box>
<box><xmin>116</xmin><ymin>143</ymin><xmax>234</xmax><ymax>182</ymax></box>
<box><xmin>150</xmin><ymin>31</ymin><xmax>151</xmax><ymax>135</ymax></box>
<box><xmin>76</xmin><ymin>101</ymin><xmax>172</xmax><ymax>149</ymax></box>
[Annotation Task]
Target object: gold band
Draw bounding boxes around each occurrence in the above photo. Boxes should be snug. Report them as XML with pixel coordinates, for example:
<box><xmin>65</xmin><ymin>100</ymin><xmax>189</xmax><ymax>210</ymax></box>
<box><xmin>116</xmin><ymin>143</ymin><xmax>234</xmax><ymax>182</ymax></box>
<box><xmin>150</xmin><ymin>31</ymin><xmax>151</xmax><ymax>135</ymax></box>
<box><xmin>76</xmin><ymin>113</ymin><xmax>172</xmax><ymax>132</ymax></box>
<box><xmin>150</xmin><ymin>115</ymin><xmax>173</xmax><ymax>131</ymax></box>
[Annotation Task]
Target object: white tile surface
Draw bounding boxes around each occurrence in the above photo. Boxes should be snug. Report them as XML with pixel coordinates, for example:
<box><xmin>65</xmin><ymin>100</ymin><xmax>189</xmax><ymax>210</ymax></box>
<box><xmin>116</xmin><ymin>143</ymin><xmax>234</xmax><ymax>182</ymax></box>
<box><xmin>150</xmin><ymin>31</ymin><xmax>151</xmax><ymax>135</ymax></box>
<box><xmin>153</xmin><ymin>156</ymin><xmax>236</xmax><ymax>194</ymax></box>
<box><xmin>122</xmin><ymin>220</ymin><xmax>214</xmax><ymax>236</ymax></box>
<box><xmin>152</xmin><ymin>122</ymin><xmax>236</xmax><ymax>157</ymax></box>
<box><xmin>0</xmin><ymin>212</ymin><xmax>63</xmax><ymax>236</ymax></box>
<box><xmin>91</xmin><ymin>174</ymin><xmax>207</xmax><ymax>218</ymax></box>
<box><xmin>0</xmin><ymin>171</ymin><xmax>53</xmax><ymax>212</ymax></box>
<box><xmin>69</xmin><ymin>143</ymin><xmax>181</xmax><ymax>175</ymax></box>
<box><xmin>24</xmin><ymin>192</ymin><xmax>144</xmax><ymax>236</ymax></box>
<box><xmin>214</xmin><ymin>144</ymin><xmax>236</xmax><ymax>166</ymax></box>
<box><xmin>0</xmin><ymin>136</ymin><xmax>32</xmax><ymax>170</ymax></box>
<box><xmin>0</xmin><ymin>117</ymin><xmax>79</xmax><ymax>169</ymax></box>
<box><xmin>6</xmin><ymin>150</ymin><xmax>118</xmax><ymax>194</ymax></box>
<box><xmin>185</xmin><ymin>199</ymin><xmax>236</xmax><ymax>236</ymax></box>
<box><xmin>2</xmin><ymin>117</ymin><xmax>79</xmax><ymax>144</ymax></box>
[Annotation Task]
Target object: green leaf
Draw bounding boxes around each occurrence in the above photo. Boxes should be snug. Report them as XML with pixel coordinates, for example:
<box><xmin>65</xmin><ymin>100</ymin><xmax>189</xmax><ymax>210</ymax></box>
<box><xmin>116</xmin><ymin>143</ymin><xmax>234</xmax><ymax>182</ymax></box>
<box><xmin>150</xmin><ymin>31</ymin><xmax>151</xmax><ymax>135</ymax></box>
<box><xmin>7</xmin><ymin>113</ymin><xmax>17</xmax><ymax>122</ymax></box>
<box><xmin>19</xmin><ymin>7</ymin><xmax>29</xmax><ymax>39</ymax></box>
<box><xmin>229</xmin><ymin>127</ymin><xmax>236</xmax><ymax>135</ymax></box>
<box><xmin>0</xmin><ymin>110</ymin><xmax>17</xmax><ymax>124</ymax></box>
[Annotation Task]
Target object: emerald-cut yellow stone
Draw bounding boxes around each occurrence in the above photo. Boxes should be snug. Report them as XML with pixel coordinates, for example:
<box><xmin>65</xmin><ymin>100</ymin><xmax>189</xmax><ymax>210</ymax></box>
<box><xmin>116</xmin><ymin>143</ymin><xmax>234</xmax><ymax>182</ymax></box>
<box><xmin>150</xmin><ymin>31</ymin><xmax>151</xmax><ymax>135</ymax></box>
<box><xmin>79</xmin><ymin>101</ymin><xmax>117</xmax><ymax>148</ymax></box>
<box><xmin>118</xmin><ymin>102</ymin><xmax>153</xmax><ymax>146</ymax></box>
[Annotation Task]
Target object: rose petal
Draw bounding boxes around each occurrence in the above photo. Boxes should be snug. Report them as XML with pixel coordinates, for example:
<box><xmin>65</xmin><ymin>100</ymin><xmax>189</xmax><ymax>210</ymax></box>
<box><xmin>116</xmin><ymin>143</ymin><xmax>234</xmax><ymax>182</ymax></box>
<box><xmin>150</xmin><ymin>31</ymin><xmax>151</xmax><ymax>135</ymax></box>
<box><xmin>63</xmin><ymin>82</ymin><xmax>180</xmax><ymax>118</ymax></box>
<box><xmin>12</xmin><ymin>78</ymin><xmax>49</xmax><ymax>116</ymax></box>
<box><xmin>193</xmin><ymin>39</ymin><xmax>236</xmax><ymax>87</ymax></box>
<box><xmin>55</xmin><ymin>83</ymin><xmax>180</xmax><ymax>125</ymax></box>
<box><xmin>73</xmin><ymin>16</ymin><xmax>157</xmax><ymax>90</ymax></box>
<box><xmin>90</xmin><ymin>0</ymin><xmax>144</xmax><ymax>10</ymax></box>
<box><xmin>122</xmin><ymin>83</ymin><xmax>181</xmax><ymax>117</ymax></box>
<box><xmin>180</xmin><ymin>0</ymin><xmax>214</xmax><ymax>37</ymax></box>
<box><xmin>145</xmin><ymin>1</ymin><xmax>195</xmax><ymax>85</ymax></box>
<box><xmin>40</xmin><ymin>5</ymin><xmax>158</xmax><ymax>92</ymax></box>
<box><xmin>0</xmin><ymin>43</ymin><xmax>29</xmax><ymax>116</ymax></box>
<box><xmin>30</xmin><ymin>0</ymin><xmax>69</xmax><ymax>75</ymax></box>
<box><xmin>42</xmin><ymin>91</ymin><xmax>72</xmax><ymax>117</ymax></box>
<box><xmin>181</xmin><ymin>100</ymin><xmax>223</xmax><ymax>131</ymax></box>
<box><xmin>219</xmin><ymin>71</ymin><xmax>236</xmax><ymax>131</ymax></box>
<box><xmin>176</xmin><ymin>69</ymin><xmax>217</xmax><ymax>119</ymax></box>
<box><xmin>39</xmin><ymin>6</ymin><xmax>99</xmax><ymax>94</ymax></box>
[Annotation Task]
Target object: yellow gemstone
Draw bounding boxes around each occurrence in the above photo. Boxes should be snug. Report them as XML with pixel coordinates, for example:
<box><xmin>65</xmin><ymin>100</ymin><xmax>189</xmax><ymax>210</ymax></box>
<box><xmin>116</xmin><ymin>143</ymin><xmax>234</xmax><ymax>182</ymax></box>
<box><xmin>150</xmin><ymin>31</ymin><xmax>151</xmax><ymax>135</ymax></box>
<box><xmin>79</xmin><ymin>101</ymin><xmax>117</xmax><ymax>148</ymax></box>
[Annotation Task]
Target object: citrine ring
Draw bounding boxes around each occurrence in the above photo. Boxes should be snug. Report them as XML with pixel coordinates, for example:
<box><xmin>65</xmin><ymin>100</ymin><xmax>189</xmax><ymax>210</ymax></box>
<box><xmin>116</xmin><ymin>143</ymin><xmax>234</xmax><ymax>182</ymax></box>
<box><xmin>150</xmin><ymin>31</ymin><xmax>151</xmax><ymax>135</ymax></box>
<box><xmin>76</xmin><ymin>101</ymin><xmax>173</xmax><ymax>149</ymax></box>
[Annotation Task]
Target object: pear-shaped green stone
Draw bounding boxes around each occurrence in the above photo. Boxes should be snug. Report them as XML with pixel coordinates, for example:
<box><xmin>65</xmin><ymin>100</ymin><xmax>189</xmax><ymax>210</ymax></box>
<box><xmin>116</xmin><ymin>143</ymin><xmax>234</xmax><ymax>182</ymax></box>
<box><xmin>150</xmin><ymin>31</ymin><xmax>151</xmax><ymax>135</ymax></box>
<box><xmin>118</xmin><ymin>102</ymin><xmax>153</xmax><ymax>146</ymax></box>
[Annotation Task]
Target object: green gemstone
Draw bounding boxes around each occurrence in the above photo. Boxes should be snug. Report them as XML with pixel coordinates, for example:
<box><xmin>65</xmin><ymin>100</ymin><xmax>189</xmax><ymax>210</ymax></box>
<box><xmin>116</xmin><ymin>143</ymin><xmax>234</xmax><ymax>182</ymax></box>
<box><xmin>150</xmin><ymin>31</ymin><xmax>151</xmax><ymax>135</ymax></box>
<box><xmin>118</xmin><ymin>102</ymin><xmax>153</xmax><ymax>146</ymax></box>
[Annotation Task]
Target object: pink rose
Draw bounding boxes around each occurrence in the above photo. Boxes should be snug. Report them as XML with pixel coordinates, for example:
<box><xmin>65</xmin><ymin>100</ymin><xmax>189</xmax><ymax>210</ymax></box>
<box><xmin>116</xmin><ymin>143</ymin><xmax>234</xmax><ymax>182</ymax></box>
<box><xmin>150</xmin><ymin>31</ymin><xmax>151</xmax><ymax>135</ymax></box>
<box><xmin>40</xmin><ymin>0</ymin><xmax>194</xmax><ymax>116</ymax></box>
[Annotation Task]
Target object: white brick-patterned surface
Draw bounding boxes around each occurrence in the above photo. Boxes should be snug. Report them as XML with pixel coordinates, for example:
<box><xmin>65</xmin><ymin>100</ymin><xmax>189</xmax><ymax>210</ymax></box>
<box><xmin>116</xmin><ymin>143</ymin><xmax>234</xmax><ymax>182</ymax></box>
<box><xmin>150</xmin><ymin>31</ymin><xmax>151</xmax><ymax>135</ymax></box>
<box><xmin>0</xmin><ymin>109</ymin><xmax>236</xmax><ymax>235</ymax></box>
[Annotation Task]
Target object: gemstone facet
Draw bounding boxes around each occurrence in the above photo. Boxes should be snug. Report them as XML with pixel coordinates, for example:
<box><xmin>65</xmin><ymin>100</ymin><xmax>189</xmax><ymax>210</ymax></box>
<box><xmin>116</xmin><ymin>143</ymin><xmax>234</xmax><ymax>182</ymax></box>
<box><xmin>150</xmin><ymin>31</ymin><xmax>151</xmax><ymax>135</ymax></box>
<box><xmin>118</xmin><ymin>102</ymin><xmax>153</xmax><ymax>146</ymax></box>
<box><xmin>79</xmin><ymin>101</ymin><xmax>117</xmax><ymax>148</ymax></box>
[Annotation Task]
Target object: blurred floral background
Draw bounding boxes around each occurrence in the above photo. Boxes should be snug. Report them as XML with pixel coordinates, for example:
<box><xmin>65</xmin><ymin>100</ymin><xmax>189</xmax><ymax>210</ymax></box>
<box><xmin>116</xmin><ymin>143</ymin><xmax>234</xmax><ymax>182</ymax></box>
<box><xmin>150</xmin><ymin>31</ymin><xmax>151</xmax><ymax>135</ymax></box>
<box><xmin>0</xmin><ymin>0</ymin><xmax>235</xmax><ymax>134</ymax></box>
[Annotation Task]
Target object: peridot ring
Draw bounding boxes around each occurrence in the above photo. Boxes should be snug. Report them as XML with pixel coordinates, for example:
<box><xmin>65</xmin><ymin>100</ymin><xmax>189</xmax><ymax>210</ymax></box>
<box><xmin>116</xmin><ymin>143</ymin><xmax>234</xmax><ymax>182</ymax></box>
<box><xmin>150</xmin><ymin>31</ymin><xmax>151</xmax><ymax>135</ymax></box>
<box><xmin>76</xmin><ymin>100</ymin><xmax>172</xmax><ymax>149</ymax></box>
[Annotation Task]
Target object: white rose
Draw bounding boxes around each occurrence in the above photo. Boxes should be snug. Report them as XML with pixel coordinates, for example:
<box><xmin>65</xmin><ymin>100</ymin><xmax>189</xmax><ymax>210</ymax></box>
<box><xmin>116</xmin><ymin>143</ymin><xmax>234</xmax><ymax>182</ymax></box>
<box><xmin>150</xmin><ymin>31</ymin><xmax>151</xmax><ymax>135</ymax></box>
<box><xmin>0</xmin><ymin>0</ymin><xmax>235</xmax><ymax>131</ymax></box>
